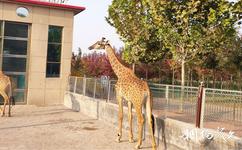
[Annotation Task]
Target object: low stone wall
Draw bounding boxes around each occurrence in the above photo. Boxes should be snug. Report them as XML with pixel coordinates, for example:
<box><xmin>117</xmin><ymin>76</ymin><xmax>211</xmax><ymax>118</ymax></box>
<box><xmin>64</xmin><ymin>92</ymin><xmax>242</xmax><ymax>150</ymax></box>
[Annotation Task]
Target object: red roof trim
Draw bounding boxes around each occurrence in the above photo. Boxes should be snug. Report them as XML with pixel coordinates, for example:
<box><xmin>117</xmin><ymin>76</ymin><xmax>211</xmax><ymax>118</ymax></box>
<box><xmin>8</xmin><ymin>0</ymin><xmax>85</xmax><ymax>15</ymax></box>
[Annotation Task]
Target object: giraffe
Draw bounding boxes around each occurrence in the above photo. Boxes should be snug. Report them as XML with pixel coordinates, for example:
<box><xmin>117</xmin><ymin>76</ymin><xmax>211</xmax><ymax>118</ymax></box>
<box><xmin>88</xmin><ymin>38</ymin><xmax>156</xmax><ymax>150</ymax></box>
<box><xmin>0</xmin><ymin>71</ymin><xmax>14</xmax><ymax>117</ymax></box>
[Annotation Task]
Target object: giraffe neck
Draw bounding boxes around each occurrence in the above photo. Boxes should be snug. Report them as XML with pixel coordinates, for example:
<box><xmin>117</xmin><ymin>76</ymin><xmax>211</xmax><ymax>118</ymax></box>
<box><xmin>105</xmin><ymin>44</ymin><xmax>128</xmax><ymax>78</ymax></box>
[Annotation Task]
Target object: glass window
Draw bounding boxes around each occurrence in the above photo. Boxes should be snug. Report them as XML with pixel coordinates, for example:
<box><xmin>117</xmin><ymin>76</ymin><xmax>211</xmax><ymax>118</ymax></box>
<box><xmin>46</xmin><ymin>26</ymin><xmax>62</xmax><ymax>78</ymax></box>
<box><xmin>48</xmin><ymin>26</ymin><xmax>62</xmax><ymax>43</ymax></box>
<box><xmin>0</xmin><ymin>21</ymin><xmax>3</xmax><ymax>37</ymax></box>
<box><xmin>46</xmin><ymin>63</ymin><xmax>61</xmax><ymax>77</ymax></box>
<box><xmin>13</xmin><ymin>91</ymin><xmax>25</xmax><ymax>103</ymax></box>
<box><xmin>3</xmin><ymin>39</ymin><xmax>27</xmax><ymax>55</ymax></box>
<box><xmin>4</xmin><ymin>22</ymin><xmax>28</xmax><ymax>38</ymax></box>
<box><xmin>2</xmin><ymin>57</ymin><xmax>26</xmax><ymax>72</ymax></box>
<box><xmin>47</xmin><ymin>44</ymin><xmax>61</xmax><ymax>62</ymax></box>
<box><xmin>7</xmin><ymin>74</ymin><xmax>26</xmax><ymax>89</ymax></box>
<box><xmin>0</xmin><ymin>21</ymin><xmax>29</xmax><ymax>104</ymax></box>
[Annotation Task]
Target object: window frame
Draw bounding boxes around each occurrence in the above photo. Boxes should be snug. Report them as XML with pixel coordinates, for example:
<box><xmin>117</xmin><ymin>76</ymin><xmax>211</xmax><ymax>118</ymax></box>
<box><xmin>46</xmin><ymin>25</ymin><xmax>63</xmax><ymax>78</ymax></box>
<box><xmin>0</xmin><ymin>21</ymin><xmax>30</xmax><ymax>104</ymax></box>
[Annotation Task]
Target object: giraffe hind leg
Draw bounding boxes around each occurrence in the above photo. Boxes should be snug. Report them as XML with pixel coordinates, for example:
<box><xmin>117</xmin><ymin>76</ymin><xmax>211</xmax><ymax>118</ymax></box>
<box><xmin>146</xmin><ymin>98</ymin><xmax>156</xmax><ymax>150</ymax></box>
<box><xmin>8</xmin><ymin>96</ymin><xmax>12</xmax><ymax>117</ymax></box>
<box><xmin>134</xmin><ymin>105</ymin><xmax>144</xmax><ymax>149</ymax></box>
<box><xmin>0</xmin><ymin>91</ymin><xmax>9</xmax><ymax>117</ymax></box>
<box><xmin>116</xmin><ymin>95</ymin><xmax>123</xmax><ymax>143</ymax></box>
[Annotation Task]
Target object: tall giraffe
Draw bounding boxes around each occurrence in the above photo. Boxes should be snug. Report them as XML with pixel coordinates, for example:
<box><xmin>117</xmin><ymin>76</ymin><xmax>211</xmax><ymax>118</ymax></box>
<box><xmin>88</xmin><ymin>38</ymin><xmax>156</xmax><ymax>150</ymax></box>
<box><xmin>0</xmin><ymin>71</ymin><xmax>13</xmax><ymax>117</ymax></box>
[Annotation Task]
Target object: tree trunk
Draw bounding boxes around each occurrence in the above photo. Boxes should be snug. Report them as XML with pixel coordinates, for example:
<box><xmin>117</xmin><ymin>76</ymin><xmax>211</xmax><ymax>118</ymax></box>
<box><xmin>187</xmin><ymin>68</ymin><xmax>190</xmax><ymax>86</ymax></box>
<box><xmin>145</xmin><ymin>68</ymin><xmax>148</xmax><ymax>80</ymax></box>
<box><xmin>172</xmin><ymin>67</ymin><xmax>175</xmax><ymax>85</ymax></box>
<box><xmin>220</xmin><ymin>77</ymin><xmax>223</xmax><ymax>89</ymax></box>
<box><xmin>181</xmin><ymin>59</ymin><xmax>185</xmax><ymax>87</ymax></box>
<box><xmin>172</xmin><ymin>67</ymin><xmax>175</xmax><ymax>99</ymax></box>
<box><xmin>190</xmin><ymin>70</ymin><xmax>193</xmax><ymax>87</ymax></box>
<box><xmin>238</xmin><ymin>70</ymin><xmax>241</xmax><ymax>91</ymax></box>
<box><xmin>132</xmin><ymin>63</ymin><xmax>135</xmax><ymax>74</ymax></box>
<box><xmin>212</xmin><ymin>69</ymin><xmax>216</xmax><ymax>88</ymax></box>
<box><xmin>180</xmin><ymin>59</ymin><xmax>185</xmax><ymax>112</ymax></box>
<box><xmin>230</xmin><ymin>74</ymin><xmax>233</xmax><ymax>89</ymax></box>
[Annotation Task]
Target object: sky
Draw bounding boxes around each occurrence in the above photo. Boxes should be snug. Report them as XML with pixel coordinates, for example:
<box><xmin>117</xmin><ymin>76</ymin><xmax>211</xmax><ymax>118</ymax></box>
<box><xmin>67</xmin><ymin>0</ymin><xmax>124</xmax><ymax>54</ymax></box>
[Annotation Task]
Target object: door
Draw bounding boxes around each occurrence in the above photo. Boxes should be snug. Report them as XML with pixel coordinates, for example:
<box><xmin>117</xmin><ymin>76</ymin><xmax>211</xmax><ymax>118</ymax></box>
<box><xmin>0</xmin><ymin>21</ymin><xmax>29</xmax><ymax>104</ymax></box>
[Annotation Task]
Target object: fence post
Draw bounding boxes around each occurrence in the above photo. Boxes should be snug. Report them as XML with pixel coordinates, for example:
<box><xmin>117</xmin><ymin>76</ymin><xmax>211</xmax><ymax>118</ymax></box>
<box><xmin>200</xmin><ymin>88</ymin><xmax>206</xmax><ymax>128</ymax></box>
<box><xmin>165</xmin><ymin>85</ymin><xmax>169</xmax><ymax>117</ymax></box>
<box><xmin>73</xmin><ymin>77</ymin><xmax>77</xmax><ymax>93</ymax></box>
<box><xmin>93</xmin><ymin>78</ymin><xmax>97</xmax><ymax>98</ymax></box>
<box><xmin>233</xmin><ymin>101</ymin><xmax>236</xmax><ymax>124</ymax></box>
<box><xmin>107</xmin><ymin>80</ymin><xmax>111</xmax><ymax>103</ymax></box>
<box><xmin>195</xmin><ymin>82</ymin><xmax>204</xmax><ymax>128</ymax></box>
<box><xmin>83</xmin><ymin>75</ymin><xmax>86</xmax><ymax>96</ymax></box>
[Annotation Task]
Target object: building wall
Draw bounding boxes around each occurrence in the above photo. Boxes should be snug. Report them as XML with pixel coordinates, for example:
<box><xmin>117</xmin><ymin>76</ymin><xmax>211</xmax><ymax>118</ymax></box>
<box><xmin>0</xmin><ymin>1</ymin><xmax>74</xmax><ymax>106</ymax></box>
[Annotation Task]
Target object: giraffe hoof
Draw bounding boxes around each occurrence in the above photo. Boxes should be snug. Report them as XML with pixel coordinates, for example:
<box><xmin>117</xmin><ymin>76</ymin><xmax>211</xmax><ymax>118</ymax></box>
<box><xmin>135</xmin><ymin>144</ymin><xmax>141</xmax><ymax>149</ymax></box>
<box><xmin>115</xmin><ymin>137</ymin><xmax>121</xmax><ymax>143</ymax></box>
<box><xmin>152</xmin><ymin>145</ymin><xmax>157</xmax><ymax>150</ymax></box>
<box><xmin>129</xmin><ymin>138</ymin><xmax>134</xmax><ymax>143</ymax></box>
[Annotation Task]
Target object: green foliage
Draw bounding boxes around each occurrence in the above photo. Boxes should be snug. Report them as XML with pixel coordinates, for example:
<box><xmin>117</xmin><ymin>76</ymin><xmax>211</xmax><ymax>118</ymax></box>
<box><xmin>107</xmin><ymin>0</ymin><xmax>167</xmax><ymax>64</ymax></box>
<box><xmin>106</xmin><ymin>0</ymin><xmax>242</xmax><ymax>88</ymax></box>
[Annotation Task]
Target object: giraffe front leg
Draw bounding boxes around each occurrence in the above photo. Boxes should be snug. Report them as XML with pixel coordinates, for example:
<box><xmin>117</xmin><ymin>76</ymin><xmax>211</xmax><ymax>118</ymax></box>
<box><xmin>128</xmin><ymin>101</ymin><xmax>134</xmax><ymax>143</ymax></box>
<box><xmin>135</xmin><ymin>106</ymin><xmax>144</xmax><ymax>149</ymax></box>
<box><xmin>116</xmin><ymin>95</ymin><xmax>123</xmax><ymax>143</ymax></box>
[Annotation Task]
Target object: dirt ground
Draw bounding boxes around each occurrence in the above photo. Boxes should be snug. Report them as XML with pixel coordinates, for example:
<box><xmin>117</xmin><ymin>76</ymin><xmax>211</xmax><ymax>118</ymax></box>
<box><xmin>0</xmin><ymin>105</ymin><xmax>156</xmax><ymax>150</ymax></box>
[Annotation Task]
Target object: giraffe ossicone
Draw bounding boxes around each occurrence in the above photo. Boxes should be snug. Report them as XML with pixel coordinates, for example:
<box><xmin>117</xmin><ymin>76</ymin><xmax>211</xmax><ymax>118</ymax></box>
<box><xmin>89</xmin><ymin>38</ymin><xmax>157</xmax><ymax>150</ymax></box>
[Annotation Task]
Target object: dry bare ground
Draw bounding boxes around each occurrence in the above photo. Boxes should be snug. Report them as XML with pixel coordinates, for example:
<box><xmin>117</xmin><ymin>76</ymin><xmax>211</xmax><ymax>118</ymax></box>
<box><xmin>0</xmin><ymin>105</ymin><xmax>156</xmax><ymax>150</ymax></box>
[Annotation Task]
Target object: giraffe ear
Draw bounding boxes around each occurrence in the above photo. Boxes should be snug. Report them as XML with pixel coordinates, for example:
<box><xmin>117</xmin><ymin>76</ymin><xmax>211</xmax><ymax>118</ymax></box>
<box><xmin>101</xmin><ymin>37</ymin><xmax>106</xmax><ymax>42</ymax></box>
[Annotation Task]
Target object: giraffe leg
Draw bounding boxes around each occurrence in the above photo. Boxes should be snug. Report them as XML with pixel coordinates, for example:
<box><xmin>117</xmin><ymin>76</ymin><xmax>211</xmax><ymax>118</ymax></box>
<box><xmin>116</xmin><ymin>95</ymin><xmax>123</xmax><ymax>143</ymax></box>
<box><xmin>0</xmin><ymin>91</ymin><xmax>9</xmax><ymax>117</ymax></box>
<box><xmin>128</xmin><ymin>101</ymin><xmax>134</xmax><ymax>143</ymax></box>
<box><xmin>146</xmin><ymin>98</ymin><xmax>156</xmax><ymax>150</ymax></box>
<box><xmin>135</xmin><ymin>105</ymin><xmax>144</xmax><ymax>149</ymax></box>
<box><xmin>8</xmin><ymin>96</ymin><xmax>11</xmax><ymax>117</ymax></box>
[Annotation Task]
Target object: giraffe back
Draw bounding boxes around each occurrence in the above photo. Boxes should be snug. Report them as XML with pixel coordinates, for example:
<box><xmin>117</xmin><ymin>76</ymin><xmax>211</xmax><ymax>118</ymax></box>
<box><xmin>116</xmin><ymin>75</ymin><xmax>150</xmax><ymax>104</ymax></box>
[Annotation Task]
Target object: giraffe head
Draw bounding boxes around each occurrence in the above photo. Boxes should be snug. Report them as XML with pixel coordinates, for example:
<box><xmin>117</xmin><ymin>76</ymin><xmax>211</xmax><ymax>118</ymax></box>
<box><xmin>88</xmin><ymin>37</ymin><xmax>109</xmax><ymax>50</ymax></box>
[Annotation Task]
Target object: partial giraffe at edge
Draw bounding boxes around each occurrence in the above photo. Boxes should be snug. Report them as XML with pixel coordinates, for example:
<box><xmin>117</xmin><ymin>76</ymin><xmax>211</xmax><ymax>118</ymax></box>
<box><xmin>88</xmin><ymin>37</ymin><xmax>157</xmax><ymax>150</ymax></box>
<box><xmin>0</xmin><ymin>71</ymin><xmax>15</xmax><ymax>117</ymax></box>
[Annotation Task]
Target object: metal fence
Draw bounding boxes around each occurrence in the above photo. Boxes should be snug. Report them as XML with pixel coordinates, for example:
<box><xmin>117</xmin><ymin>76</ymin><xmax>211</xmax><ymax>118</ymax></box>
<box><xmin>67</xmin><ymin>76</ymin><xmax>242</xmax><ymax>137</ymax></box>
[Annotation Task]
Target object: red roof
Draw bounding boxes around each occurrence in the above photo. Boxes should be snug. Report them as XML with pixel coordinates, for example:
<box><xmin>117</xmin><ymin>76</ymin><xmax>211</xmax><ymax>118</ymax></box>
<box><xmin>6</xmin><ymin>0</ymin><xmax>85</xmax><ymax>15</ymax></box>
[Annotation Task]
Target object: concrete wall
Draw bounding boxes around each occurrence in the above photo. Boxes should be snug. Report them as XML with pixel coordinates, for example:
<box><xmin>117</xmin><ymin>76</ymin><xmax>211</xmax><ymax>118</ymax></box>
<box><xmin>0</xmin><ymin>1</ymin><xmax>74</xmax><ymax>105</ymax></box>
<box><xmin>64</xmin><ymin>92</ymin><xmax>242</xmax><ymax>150</ymax></box>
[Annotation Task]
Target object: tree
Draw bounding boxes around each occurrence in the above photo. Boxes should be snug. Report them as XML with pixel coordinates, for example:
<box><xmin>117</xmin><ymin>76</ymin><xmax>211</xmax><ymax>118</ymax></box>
<box><xmin>71</xmin><ymin>48</ymin><xmax>84</xmax><ymax>76</ymax></box>
<box><xmin>107</xmin><ymin>0</ymin><xmax>168</xmax><ymax>67</ymax></box>
<box><xmin>147</xmin><ymin>0</ymin><xmax>239</xmax><ymax>87</ymax></box>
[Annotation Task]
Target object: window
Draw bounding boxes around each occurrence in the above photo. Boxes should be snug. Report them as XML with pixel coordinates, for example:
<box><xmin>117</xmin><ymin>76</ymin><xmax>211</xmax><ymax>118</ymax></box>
<box><xmin>0</xmin><ymin>21</ymin><xmax>29</xmax><ymax>103</ymax></box>
<box><xmin>46</xmin><ymin>26</ymin><xmax>62</xmax><ymax>77</ymax></box>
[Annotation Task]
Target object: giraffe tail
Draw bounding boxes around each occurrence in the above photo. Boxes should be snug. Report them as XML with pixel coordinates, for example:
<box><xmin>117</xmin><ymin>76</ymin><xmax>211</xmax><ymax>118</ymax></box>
<box><xmin>9</xmin><ymin>78</ymin><xmax>15</xmax><ymax>106</ymax></box>
<box><xmin>146</xmin><ymin>89</ymin><xmax>155</xmax><ymax>134</ymax></box>
<box><xmin>151</xmin><ymin>114</ymin><xmax>155</xmax><ymax>134</ymax></box>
